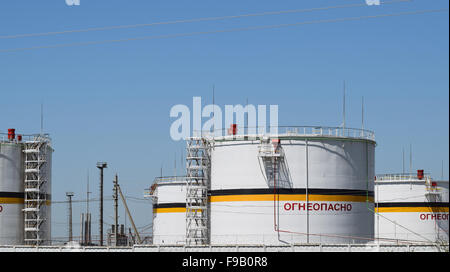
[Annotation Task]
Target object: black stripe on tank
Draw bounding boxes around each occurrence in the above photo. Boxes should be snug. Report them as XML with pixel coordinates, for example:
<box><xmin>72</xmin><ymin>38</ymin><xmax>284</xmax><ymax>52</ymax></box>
<box><xmin>0</xmin><ymin>192</ymin><xmax>51</xmax><ymax>200</ymax></box>
<box><xmin>210</xmin><ymin>188</ymin><xmax>374</xmax><ymax>197</ymax></box>
<box><xmin>0</xmin><ymin>192</ymin><xmax>25</xmax><ymax>198</ymax></box>
<box><xmin>376</xmin><ymin>202</ymin><xmax>449</xmax><ymax>208</ymax></box>
<box><xmin>153</xmin><ymin>203</ymin><xmax>186</xmax><ymax>209</ymax></box>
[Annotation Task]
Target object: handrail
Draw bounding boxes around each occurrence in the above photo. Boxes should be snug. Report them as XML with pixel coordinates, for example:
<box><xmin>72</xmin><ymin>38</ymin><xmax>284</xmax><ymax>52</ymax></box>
<box><xmin>191</xmin><ymin>126</ymin><xmax>375</xmax><ymax>141</ymax></box>
<box><xmin>0</xmin><ymin>132</ymin><xmax>51</xmax><ymax>143</ymax></box>
<box><xmin>375</xmin><ymin>173</ymin><xmax>431</xmax><ymax>182</ymax></box>
<box><xmin>153</xmin><ymin>176</ymin><xmax>186</xmax><ymax>184</ymax></box>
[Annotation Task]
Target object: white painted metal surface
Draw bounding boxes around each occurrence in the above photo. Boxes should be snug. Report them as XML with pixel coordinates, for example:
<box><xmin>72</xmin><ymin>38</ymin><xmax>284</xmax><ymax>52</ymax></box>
<box><xmin>152</xmin><ymin>177</ymin><xmax>187</xmax><ymax>245</ymax></box>
<box><xmin>208</xmin><ymin>127</ymin><xmax>376</xmax><ymax>245</ymax></box>
<box><xmin>0</xmin><ymin>142</ymin><xmax>24</xmax><ymax>245</ymax></box>
<box><xmin>375</xmin><ymin>174</ymin><xmax>449</xmax><ymax>243</ymax></box>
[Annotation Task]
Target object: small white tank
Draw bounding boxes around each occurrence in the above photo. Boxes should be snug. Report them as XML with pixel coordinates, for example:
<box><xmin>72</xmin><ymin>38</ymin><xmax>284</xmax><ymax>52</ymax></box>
<box><xmin>151</xmin><ymin>177</ymin><xmax>187</xmax><ymax>245</ymax></box>
<box><xmin>375</xmin><ymin>172</ymin><xmax>449</xmax><ymax>243</ymax></box>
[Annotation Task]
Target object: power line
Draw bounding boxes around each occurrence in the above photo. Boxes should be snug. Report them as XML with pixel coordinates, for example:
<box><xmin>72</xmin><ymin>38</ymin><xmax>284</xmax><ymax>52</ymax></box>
<box><xmin>1</xmin><ymin>8</ymin><xmax>446</xmax><ymax>53</ymax></box>
<box><xmin>51</xmin><ymin>195</ymin><xmax>149</xmax><ymax>204</ymax></box>
<box><xmin>0</xmin><ymin>0</ymin><xmax>411</xmax><ymax>40</ymax></box>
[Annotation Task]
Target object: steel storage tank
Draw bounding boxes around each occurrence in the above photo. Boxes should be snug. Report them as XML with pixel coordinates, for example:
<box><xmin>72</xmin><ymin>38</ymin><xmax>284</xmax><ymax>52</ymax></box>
<box><xmin>375</xmin><ymin>172</ymin><xmax>449</xmax><ymax>243</ymax></box>
<box><xmin>0</xmin><ymin>135</ymin><xmax>25</xmax><ymax>245</ymax></box>
<box><xmin>208</xmin><ymin>126</ymin><xmax>376</xmax><ymax>245</ymax></box>
<box><xmin>150</xmin><ymin>176</ymin><xmax>187</xmax><ymax>245</ymax></box>
<box><xmin>0</xmin><ymin>130</ymin><xmax>53</xmax><ymax>246</ymax></box>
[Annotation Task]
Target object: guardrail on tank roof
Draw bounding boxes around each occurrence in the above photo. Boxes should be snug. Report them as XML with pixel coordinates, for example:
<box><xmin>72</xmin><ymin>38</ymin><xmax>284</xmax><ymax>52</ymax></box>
<box><xmin>153</xmin><ymin>176</ymin><xmax>186</xmax><ymax>184</ymax></box>
<box><xmin>0</xmin><ymin>132</ymin><xmax>51</xmax><ymax>144</ymax></box>
<box><xmin>191</xmin><ymin>126</ymin><xmax>375</xmax><ymax>142</ymax></box>
<box><xmin>375</xmin><ymin>173</ymin><xmax>431</xmax><ymax>182</ymax></box>
<box><xmin>0</xmin><ymin>243</ymin><xmax>445</xmax><ymax>252</ymax></box>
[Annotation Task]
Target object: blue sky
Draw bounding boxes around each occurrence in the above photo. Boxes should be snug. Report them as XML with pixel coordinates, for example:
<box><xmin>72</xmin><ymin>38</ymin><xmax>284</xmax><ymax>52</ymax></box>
<box><xmin>0</xmin><ymin>0</ymin><xmax>448</xmax><ymax>243</ymax></box>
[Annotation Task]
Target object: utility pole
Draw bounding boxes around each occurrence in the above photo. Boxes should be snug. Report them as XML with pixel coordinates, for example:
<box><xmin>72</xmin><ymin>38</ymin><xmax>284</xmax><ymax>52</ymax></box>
<box><xmin>96</xmin><ymin>162</ymin><xmax>107</xmax><ymax>246</ymax></box>
<box><xmin>66</xmin><ymin>192</ymin><xmax>74</xmax><ymax>243</ymax></box>
<box><xmin>117</xmin><ymin>181</ymin><xmax>142</xmax><ymax>244</ymax></box>
<box><xmin>113</xmin><ymin>174</ymin><xmax>119</xmax><ymax>247</ymax></box>
<box><xmin>86</xmin><ymin>170</ymin><xmax>91</xmax><ymax>245</ymax></box>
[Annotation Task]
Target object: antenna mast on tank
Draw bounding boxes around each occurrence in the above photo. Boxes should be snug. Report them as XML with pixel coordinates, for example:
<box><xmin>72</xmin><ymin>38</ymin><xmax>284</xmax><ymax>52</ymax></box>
<box><xmin>40</xmin><ymin>103</ymin><xmax>44</xmax><ymax>136</ymax></box>
<box><xmin>361</xmin><ymin>96</ymin><xmax>364</xmax><ymax>131</ymax></box>
<box><xmin>342</xmin><ymin>81</ymin><xmax>346</xmax><ymax>131</ymax></box>
<box><xmin>409</xmin><ymin>144</ymin><xmax>412</xmax><ymax>174</ymax></box>
<box><xmin>212</xmin><ymin>84</ymin><xmax>215</xmax><ymax>133</ymax></box>
<box><xmin>402</xmin><ymin>148</ymin><xmax>405</xmax><ymax>174</ymax></box>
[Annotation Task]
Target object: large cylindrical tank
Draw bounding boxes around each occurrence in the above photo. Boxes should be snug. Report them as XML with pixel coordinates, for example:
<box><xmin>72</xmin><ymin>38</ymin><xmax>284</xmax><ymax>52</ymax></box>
<box><xmin>152</xmin><ymin>177</ymin><xmax>187</xmax><ymax>245</ymax></box>
<box><xmin>209</xmin><ymin>126</ymin><xmax>376</xmax><ymax>245</ymax></box>
<box><xmin>1</xmin><ymin>131</ymin><xmax>53</xmax><ymax>246</ymax></box>
<box><xmin>0</xmin><ymin>141</ymin><xmax>24</xmax><ymax>245</ymax></box>
<box><xmin>375</xmin><ymin>173</ymin><xmax>449</xmax><ymax>243</ymax></box>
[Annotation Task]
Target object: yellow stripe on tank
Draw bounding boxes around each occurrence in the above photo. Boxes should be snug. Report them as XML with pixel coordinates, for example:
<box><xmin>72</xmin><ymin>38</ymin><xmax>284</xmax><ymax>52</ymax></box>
<box><xmin>0</xmin><ymin>197</ymin><xmax>24</xmax><ymax>204</ymax></box>
<box><xmin>0</xmin><ymin>198</ymin><xmax>51</xmax><ymax>205</ymax></box>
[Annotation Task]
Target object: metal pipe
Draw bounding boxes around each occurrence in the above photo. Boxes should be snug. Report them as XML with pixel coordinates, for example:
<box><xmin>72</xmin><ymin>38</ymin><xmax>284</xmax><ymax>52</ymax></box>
<box><xmin>96</xmin><ymin>162</ymin><xmax>107</xmax><ymax>246</ymax></box>
<box><xmin>66</xmin><ymin>192</ymin><xmax>74</xmax><ymax>242</ymax></box>
<box><xmin>80</xmin><ymin>213</ymin><xmax>84</xmax><ymax>244</ymax></box>
<box><xmin>100</xmin><ymin>168</ymin><xmax>103</xmax><ymax>246</ymax></box>
<box><xmin>305</xmin><ymin>139</ymin><xmax>309</xmax><ymax>243</ymax></box>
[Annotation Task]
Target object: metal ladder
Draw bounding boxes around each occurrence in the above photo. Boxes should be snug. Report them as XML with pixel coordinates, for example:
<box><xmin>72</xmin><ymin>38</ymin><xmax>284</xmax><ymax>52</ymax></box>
<box><xmin>185</xmin><ymin>137</ymin><xmax>211</xmax><ymax>245</ymax></box>
<box><xmin>23</xmin><ymin>137</ymin><xmax>49</xmax><ymax>246</ymax></box>
<box><xmin>258</xmin><ymin>139</ymin><xmax>281</xmax><ymax>187</ymax></box>
<box><xmin>424</xmin><ymin>177</ymin><xmax>445</xmax><ymax>242</ymax></box>
<box><xmin>258</xmin><ymin>139</ymin><xmax>292</xmax><ymax>189</ymax></box>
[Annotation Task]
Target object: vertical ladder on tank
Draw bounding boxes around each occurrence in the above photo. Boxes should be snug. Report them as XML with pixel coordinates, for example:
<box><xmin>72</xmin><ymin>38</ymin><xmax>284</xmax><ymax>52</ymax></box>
<box><xmin>185</xmin><ymin>137</ymin><xmax>211</xmax><ymax>245</ymax></box>
<box><xmin>23</xmin><ymin>136</ymin><xmax>49</xmax><ymax>246</ymax></box>
<box><xmin>423</xmin><ymin>176</ymin><xmax>444</xmax><ymax>242</ymax></box>
<box><xmin>259</xmin><ymin>140</ymin><xmax>279</xmax><ymax>188</ymax></box>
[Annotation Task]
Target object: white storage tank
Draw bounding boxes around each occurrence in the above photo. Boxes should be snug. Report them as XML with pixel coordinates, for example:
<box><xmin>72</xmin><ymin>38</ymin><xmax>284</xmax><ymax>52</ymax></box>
<box><xmin>150</xmin><ymin>176</ymin><xmax>187</xmax><ymax>245</ymax></box>
<box><xmin>375</xmin><ymin>171</ymin><xmax>449</xmax><ymax>243</ymax></box>
<box><xmin>0</xmin><ymin>131</ymin><xmax>25</xmax><ymax>245</ymax></box>
<box><xmin>0</xmin><ymin>129</ymin><xmax>53</xmax><ymax>246</ymax></box>
<box><xmin>209</xmin><ymin>126</ymin><xmax>376</xmax><ymax>245</ymax></box>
